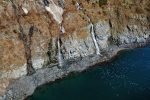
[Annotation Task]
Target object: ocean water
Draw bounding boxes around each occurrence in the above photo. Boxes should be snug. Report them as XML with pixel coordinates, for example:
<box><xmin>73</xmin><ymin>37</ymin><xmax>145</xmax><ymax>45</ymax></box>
<box><xmin>28</xmin><ymin>46</ymin><xmax>150</xmax><ymax>100</ymax></box>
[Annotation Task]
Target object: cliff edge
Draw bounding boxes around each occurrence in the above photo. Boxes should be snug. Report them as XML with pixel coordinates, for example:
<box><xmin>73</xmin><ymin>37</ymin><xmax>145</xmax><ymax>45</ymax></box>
<box><xmin>0</xmin><ymin>0</ymin><xmax>150</xmax><ymax>99</ymax></box>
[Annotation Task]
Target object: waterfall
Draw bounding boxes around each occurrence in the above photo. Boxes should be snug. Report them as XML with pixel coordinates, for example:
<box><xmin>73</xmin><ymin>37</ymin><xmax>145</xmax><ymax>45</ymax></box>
<box><xmin>75</xmin><ymin>5</ymin><xmax>101</xmax><ymax>55</ymax></box>
<box><xmin>57</xmin><ymin>38</ymin><xmax>63</xmax><ymax>67</ymax></box>
<box><xmin>58</xmin><ymin>24</ymin><xmax>65</xmax><ymax>67</ymax></box>
<box><xmin>43</xmin><ymin>0</ymin><xmax>65</xmax><ymax>67</ymax></box>
<box><xmin>90</xmin><ymin>23</ymin><xmax>101</xmax><ymax>55</ymax></box>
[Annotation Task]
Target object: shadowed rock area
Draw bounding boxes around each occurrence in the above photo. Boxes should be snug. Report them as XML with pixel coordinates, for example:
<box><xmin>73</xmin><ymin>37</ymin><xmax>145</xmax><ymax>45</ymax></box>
<box><xmin>0</xmin><ymin>0</ymin><xmax>150</xmax><ymax>99</ymax></box>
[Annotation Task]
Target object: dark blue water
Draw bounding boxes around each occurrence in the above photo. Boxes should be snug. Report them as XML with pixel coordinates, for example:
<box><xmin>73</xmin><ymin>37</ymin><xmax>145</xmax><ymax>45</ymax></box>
<box><xmin>28</xmin><ymin>46</ymin><xmax>150</xmax><ymax>100</ymax></box>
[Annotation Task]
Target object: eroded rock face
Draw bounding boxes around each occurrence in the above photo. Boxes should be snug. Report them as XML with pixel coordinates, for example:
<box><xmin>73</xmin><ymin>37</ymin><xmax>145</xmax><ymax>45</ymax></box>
<box><xmin>0</xmin><ymin>0</ymin><xmax>150</xmax><ymax>97</ymax></box>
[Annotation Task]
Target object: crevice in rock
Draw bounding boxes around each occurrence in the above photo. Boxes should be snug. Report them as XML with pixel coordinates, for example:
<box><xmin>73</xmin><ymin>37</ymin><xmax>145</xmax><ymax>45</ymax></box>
<box><xmin>11</xmin><ymin>0</ymin><xmax>35</xmax><ymax>75</ymax></box>
<box><xmin>147</xmin><ymin>16</ymin><xmax>150</xmax><ymax>23</ymax></box>
<box><xmin>57</xmin><ymin>37</ymin><xmax>63</xmax><ymax>67</ymax></box>
<box><xmin>126</xmin><ymin>25</ymin><xmax>131</xmax><ymax>31</ymax></box>
<box><xmin>43</xmin><ymin>0</ymin><xmax>65</xmax><ymax>67</ymax></box>
<box><xmin>109</xmin><ymin>19</ymin><xmax>112</xmax><ymax>28</ymax></box>
<box><xmin>43</xmin><ymin>0</ymin><xmax>50</xmax><ymax>7</ymax></box>
<box><xmin>24</xmin><ymin>26</ymin><xmax>36</xmax><ymax>75</ymax></box>
<box><xmin>47</xmin><ymin>38</ymin><xmax>57</xmax><ymax>64</ymax></box>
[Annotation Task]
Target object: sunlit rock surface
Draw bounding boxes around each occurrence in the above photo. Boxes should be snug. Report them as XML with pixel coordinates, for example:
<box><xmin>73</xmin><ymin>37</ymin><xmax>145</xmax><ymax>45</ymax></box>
<box><xmin>0</xmin><ymin>0</ymin><xmax>149</xmax><ymax>99</ymax></box>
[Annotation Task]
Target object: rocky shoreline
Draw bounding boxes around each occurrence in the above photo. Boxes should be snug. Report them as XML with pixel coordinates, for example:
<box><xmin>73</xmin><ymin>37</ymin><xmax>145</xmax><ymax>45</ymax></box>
<box><xmin>0</xmin><ymin>0</ymin><xmax>150</xmax><ymax>100</ymax></box>
<box><xmin>0</xmin><ymin>39</ymin><xmax>150</xmax><ymax>100</ymax></box>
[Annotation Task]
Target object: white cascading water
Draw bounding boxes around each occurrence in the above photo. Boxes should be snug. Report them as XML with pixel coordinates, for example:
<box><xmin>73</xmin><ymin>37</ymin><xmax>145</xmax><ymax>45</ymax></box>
<box><xmin>75</xmin><ymin>2</ymin><xmax>100</xmax><ymax>55</ymax></box>
<box><xmin>90</xmin><ymin>23</ymin><xmax>101</xmax><ymax>55</ymax></box>
<box><xmin>57</xmin><ymin>24</ymin><xmax>65</xmax><ymax>67</ymax></box>
<box><xmin>57</xmin><ymin>38</ymin><xmax>63</xmax><ymax>67</ymax></box>
<box><xmin>43</xmin><ymin>0</ymin><xmax>64</xmax><ymax>67</ymax></box>
<box><xmin>57</xmin><ymin>24</ymin><xmax>66</xmax><ymax>67</ymax></box>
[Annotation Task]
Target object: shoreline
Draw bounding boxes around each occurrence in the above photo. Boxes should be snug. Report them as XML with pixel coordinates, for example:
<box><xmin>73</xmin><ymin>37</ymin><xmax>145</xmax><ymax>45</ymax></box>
<box><xmin>0</xmin><ymin>0</ymin><xmax>149</xmax><ymax>99</ymax></box>
<box><xmin>1</xmin><ymin>40</ymin><xmax>150</xmax><ymax>100</ymax></box>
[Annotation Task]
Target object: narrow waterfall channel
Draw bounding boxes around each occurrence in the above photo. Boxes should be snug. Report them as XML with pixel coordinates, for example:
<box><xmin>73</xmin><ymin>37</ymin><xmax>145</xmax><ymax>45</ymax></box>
<box><xmin>57</xmin><ymin>38</ymin><xmax>63</xmax><ymax>67</ymax></box>
<box><xmin>90</xmin><ymin>23</ymin><xmax>101</xmax><ymax>55</ymax></box>
<box><xmin>75</xmin><ymin>1</ymin><xmax>100</xmax><ymax>55</ymax></box>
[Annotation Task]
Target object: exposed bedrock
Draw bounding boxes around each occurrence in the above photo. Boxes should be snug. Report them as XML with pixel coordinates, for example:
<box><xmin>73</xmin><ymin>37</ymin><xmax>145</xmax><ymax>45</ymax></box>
<box><xmin>0</xmin><ymin>0</ymin><xmax>150</xmax><ymax>99</ymax></box>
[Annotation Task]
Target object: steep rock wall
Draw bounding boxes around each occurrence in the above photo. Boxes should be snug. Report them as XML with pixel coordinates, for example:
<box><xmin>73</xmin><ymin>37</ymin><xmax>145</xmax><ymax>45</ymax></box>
<box><xmin>0</xmin><ymin>0</ymin><xmax>150</xmax><ymax>98</ymax></box>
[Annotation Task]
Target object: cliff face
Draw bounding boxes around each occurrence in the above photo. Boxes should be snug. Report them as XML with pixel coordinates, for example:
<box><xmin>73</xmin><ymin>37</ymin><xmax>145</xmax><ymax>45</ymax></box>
<box><xmin>0</xmin><ymin>0</ymin><xmax>150</xmax><ymax>98</ymax></box>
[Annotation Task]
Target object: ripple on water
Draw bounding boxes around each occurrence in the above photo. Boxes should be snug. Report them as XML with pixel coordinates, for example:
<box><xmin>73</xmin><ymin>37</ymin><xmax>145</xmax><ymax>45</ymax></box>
<box><xmin>28</xmin><ymin>47</ymin><xmax>150</xmax><ymax>100</ymax></box>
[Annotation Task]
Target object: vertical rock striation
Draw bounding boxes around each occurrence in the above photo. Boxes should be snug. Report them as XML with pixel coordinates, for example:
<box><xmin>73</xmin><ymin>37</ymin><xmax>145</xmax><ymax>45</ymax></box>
<box><xmin>0</xmin><ymin>0</ymin><xmax>150</xmax><ymax>99</ymax></box>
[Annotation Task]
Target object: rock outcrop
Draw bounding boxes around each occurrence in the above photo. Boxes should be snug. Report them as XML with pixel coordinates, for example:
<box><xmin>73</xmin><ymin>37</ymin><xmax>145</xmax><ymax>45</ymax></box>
<box><xmin>0</xmin><ymin>0</ymin><xmax>149</xmax><ymax>99</ymax></box>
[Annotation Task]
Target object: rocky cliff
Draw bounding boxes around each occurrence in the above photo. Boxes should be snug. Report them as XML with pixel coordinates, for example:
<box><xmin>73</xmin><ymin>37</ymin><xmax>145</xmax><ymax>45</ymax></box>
<box><xmin>0</xmin><ymin>0</ymin><xmax>150</xmax><ymax>99</ymax></box>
